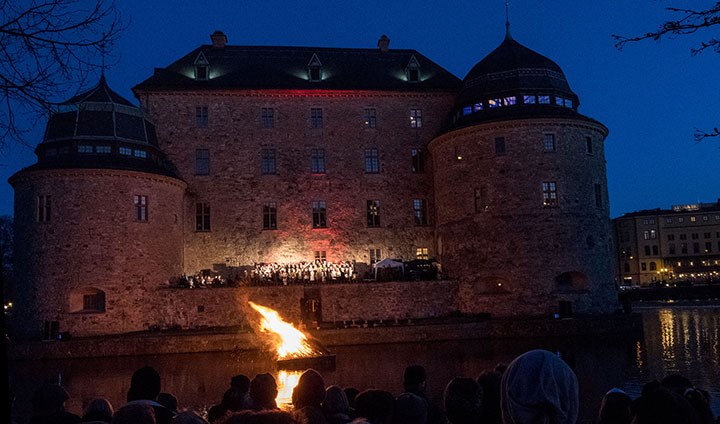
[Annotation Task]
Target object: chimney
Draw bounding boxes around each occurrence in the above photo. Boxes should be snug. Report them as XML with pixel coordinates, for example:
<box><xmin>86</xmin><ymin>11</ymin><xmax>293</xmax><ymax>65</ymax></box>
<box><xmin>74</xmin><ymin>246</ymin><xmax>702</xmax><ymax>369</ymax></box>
<box><xmin>211</xmin><ymin>30</ymin><xmax>227</xmax><ymax>49</ymax></box>
<box><xmin>377</xmin><ymin>35</ymin><xmax>390</xmax><ymax>52</ymax></box>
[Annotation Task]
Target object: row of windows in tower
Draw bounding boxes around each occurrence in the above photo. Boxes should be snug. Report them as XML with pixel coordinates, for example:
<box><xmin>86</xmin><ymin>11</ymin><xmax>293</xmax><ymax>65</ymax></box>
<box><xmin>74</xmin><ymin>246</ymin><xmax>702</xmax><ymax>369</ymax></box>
<box><xmin>487</xmin><ymin>134</ymin><xmax>594</xmax><ymax>156</ymax></box>
<box><xmin>458</xmin><ymin>94</ymin><xmax>575</xmax><ymax>118</ymax></box>
<box><xmin>195</xmin><ymin>107</ymin><xmax>423</xmax><ymax>129</ymax></box>
<box><xmin>195</xmin><ymin>148</ymin><xmax>427</xmax><ymax>176</ymax></box>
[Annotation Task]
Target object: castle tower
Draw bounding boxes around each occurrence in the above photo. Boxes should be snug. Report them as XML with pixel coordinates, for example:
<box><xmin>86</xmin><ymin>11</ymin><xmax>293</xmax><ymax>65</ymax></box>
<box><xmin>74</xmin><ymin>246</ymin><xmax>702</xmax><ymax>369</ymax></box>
<box><xmin>429</xmin><ymin>33</ymin><xmax>618</xmax><ymax>317</ymax></box>
<box><xmin>10</xmin><ymin>76</ymin><xmax>186</xmax><ymax>339</ymax></box>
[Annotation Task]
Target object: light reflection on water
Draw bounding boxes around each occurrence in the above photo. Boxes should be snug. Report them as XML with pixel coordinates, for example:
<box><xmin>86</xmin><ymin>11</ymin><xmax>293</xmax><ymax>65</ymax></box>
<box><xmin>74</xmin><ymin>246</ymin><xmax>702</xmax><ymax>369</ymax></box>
<box><xmin>9</xmin><ymin>303</ymin><xmax>720</xmax><ymax>423</ymax></box>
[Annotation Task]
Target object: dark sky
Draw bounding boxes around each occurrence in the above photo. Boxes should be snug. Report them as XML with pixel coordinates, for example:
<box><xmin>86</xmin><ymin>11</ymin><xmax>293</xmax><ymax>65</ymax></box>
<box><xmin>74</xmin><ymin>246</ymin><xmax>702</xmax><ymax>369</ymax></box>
<box><xmin>1</xmin><ymin>0</ymin><xmax>718</xmax><ymax>218</ymax></box>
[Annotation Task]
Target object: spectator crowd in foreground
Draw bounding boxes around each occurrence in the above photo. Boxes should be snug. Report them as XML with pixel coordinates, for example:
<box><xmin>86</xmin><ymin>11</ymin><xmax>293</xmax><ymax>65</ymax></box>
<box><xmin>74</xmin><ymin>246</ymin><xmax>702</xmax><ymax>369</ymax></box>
<box><xmin>19</xmin><ymin>349</ymin><xmax>718</xmax><ymax>424</ymax></box>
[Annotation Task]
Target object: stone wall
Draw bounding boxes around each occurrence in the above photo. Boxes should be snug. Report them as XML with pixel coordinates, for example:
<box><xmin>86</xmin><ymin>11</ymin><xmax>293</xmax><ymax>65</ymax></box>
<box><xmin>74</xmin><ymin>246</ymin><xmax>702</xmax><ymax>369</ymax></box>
<box><xmin>141</xmin><ymin>90</ymin><xmax>455</xmax><ymax>273</ymax></box>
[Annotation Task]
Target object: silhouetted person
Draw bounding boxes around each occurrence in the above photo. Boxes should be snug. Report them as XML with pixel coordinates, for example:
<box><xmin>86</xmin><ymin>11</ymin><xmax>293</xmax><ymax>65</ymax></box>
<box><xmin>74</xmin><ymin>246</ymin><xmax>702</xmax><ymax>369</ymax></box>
<box><xmin>631</xmin><ymin>384</ymin><xmax>702</xmax><ymax>424</ymax></box>
<box><xmin>157</xmin><ymin>393</ymin><xmax>177</xmax><ymax>415</ymax></box>
<box><xmin>394</xmin><ymin>392</ymin><xmax>427</xmax><ymax>424</ymax></box>
<box><xmin>597</xmin><ymin>388</ymin><xmax>631</xmax><ymax>424</ymax></box>
<box><xmin>322</xmin><ymin>385</ymin><xmax>352</xmax><ymax>424</ymax></box>
<box><xmin>476</xmin><ymin>368</ymin><xmax>502</xmax><ymax>424</ymax></box>
<box><xmin>81</xmin><ymin>398</ymin><xmax>114</xmax><ymax>423</ymax></box>
<box><xmin>344</xmin><ymin>388</ymin><xmax>359</xmax><ymax>411</ymax></box>
<box><xmin>443</xmin><ymin>377</ymin><xmax>482</xmax><ymax>424</ymax></box>
<box><xmin>402</xmin><ymin>365</ymin><xmax>445</xmax><ymax>424</ymax></box>
<box><xmin>353</xmin><ymin>390</ymin><xmax>394</xmax><ymax>424</ymax></box>
<box><xmin>111</xmin><ymin>403</ymin><xmax>155</xmax><ymax>424</ymax></box>
<box><xmin>125</xmin><ymin>366</ymin><xmax>175</xmax><ymax>424</ymax></box>
<box><xmin>292</xmin><ymin>369</ymin><xmax>328</xmax><ymax>424</ymax></box>
<box><xmin>29</xmin><ymin>383</ymin><xmax>81</xmax><ymax>424</ymax></box>
<box><xmin>250</xmin><ymin>373</ymin><xmax>279</xmax><ymax>411</ymax></box>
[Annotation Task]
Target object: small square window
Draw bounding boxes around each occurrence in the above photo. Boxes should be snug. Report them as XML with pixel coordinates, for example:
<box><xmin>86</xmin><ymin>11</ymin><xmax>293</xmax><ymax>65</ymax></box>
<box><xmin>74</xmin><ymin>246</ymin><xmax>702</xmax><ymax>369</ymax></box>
<box><xmin>78</xmin><ymin>145</ymin><xmax>93</xmax><ymax>153</ymax></box>
<box><xmin>119</xmin><ymin>147</ymin><xmax>132</xmax><ymax>156</ymax></box>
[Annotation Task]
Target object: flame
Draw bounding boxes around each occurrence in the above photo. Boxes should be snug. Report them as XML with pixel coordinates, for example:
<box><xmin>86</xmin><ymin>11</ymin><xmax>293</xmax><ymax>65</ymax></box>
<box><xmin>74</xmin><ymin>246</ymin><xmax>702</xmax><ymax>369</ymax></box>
<box><xmin>275</xmin><ymin>370</ymin><xmax>302</xmax><ymax>409</ymax></box>
<box><xmin>248</xmin><ymin>301</ymin><xmax>317</xmax><ymax>359</ymax></box>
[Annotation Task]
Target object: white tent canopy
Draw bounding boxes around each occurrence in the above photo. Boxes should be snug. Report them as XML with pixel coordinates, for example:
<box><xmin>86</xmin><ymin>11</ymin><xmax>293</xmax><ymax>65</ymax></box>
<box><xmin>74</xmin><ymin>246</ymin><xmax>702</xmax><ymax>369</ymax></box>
<box><xmin>373</xmin><ymin>258</ymin><xmax>404</xmax><ymax>280</ymax></box>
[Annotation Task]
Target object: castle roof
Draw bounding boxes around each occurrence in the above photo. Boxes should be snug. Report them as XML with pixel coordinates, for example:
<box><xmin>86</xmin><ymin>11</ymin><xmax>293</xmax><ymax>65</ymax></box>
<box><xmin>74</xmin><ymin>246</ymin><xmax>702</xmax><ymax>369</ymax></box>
<box><xmin>27</xmin><ymin>76</ymin><xmax>180</xmax><ymax>178</ymax></box>
<box><xmin>133</xmin><ymin>40</ymin><xmax>461</xmax><ymax>93</ymax></box>
<box><xmin>444</xmin><ymin>33</ymin><xmax>603</xmax><ymax>132</ymax></box>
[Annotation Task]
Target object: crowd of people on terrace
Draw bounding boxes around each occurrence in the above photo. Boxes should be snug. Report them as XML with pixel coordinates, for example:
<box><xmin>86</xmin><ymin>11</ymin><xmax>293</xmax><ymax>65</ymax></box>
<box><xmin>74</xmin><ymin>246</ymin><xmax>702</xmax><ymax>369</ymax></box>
<box><xmin>19</xmin><ymin>349</ymin><xmax>719</xmax><ymax>424</ymax></box>
<box><xmin>169</xmin><ymin>258</ymin><xmax>439</xmax><ymax>288</ymax></box>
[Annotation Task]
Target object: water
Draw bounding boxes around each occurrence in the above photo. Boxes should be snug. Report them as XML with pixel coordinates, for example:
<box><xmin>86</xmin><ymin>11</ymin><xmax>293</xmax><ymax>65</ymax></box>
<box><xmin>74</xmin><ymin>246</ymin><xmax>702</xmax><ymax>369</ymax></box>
<box><xmin>9</xmin><ymin>303</ymin><xmax>720</xmax><ymax>423</ymax></box>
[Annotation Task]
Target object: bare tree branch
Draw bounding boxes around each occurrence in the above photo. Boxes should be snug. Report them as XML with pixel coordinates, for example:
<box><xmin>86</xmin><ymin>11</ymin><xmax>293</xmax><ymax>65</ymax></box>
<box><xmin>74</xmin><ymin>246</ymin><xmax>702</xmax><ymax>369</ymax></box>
<box><xmin>612</xmin><ymin>2</ymin><xmax>720</xmax><ymax>55</ymax></box>
<box><xmin>0</xmin><ymin>0</ymin><xmax>124</xmax><ymax>150</ymax></box>
<box><xmin>694</xmin><ymin>127</ymin><xmax>720</xmax><ymax>142</ymax></box>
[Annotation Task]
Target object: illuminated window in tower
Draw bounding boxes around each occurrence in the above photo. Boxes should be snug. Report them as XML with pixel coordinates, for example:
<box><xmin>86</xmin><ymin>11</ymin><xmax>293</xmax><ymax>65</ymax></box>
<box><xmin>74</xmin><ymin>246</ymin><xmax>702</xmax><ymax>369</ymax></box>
<box><xmin>365</xmin><ymin>148</ymin><xmax>379</xmax><ymax>173</ymax></box>
<box><xmin>542</xmin><ymin>182</ymin><xmax>557</xmax><ymax>207</ymax></box>
<box><xmin>367</xmin><ymin>200</ymin><xmax>381</xmax><ymax>227</ymax></box>
<box><xmin>544</xmin><ymin>134</ymin><xmax>556</xmax><ymax>152</ymax></box>
<box><xmin>195</xmin><ymin>149</ymin><xmax>210</xmax><ymax>175</ymax></box>
<box><xmin>411</xmin><ymin>148</ymin><xmax>425</xmax><ymax>173</ymax></box>
<box><xmin>364</xmin><ymin>108</ymin><xmax>377</xmax><ymax>128</ymax></box>
<box><xmin>539</xmin><ymin>95</ymin><xmax>550</xmax><ymax>104</ymax></box>
<box><xmin>410</xmin><ymin>109</ymin><xmax>422</xmax><ymax>128</ymax></box>
<box><xmin>196</xmin><ymin>203</ymin><xmax>210</xmax><ymax>231</ymax></box>
<box><xmin>261</xmin><ymin>108</ymin><xmax>275</xmax><ymax>129</ymax></box>
<box><xmin>37</xmin><ymin>195</ymin><xmax>51</xmax><ymax>222</ymax></box>
<box><xmin>523</xmin><ymin>95</ymin><xmax>536</xmax><ymax>104</ymax></box>
<box><xmin>503</xmin><ymin>96</ymin><xmax>516</xmax><ymax>106</ymax></box>
<box><xmin>413</xmin><ymin>199</ymin><xmax>428</xmax><ymax>226</ymax></box>
<box><xmin>196</xmin><ymin>106</ymin><xmax>208</xmax><ymax>128</ymax></box>
<box><xmin>310</xmin><ymin>108</ymin><xmax>323</xmax><ymax>129</ymax></box>
<box><xmin>261</xmin><ymin>148</ymin><xmax>277</xmax><ymax>174</ymax></box>
<box><xmin>369</xmin><ymin>248</ymin><xmax>381</xmax><ymax>265</ymax></box>
<box><xmin>311</xmin><ymin>148</ymin><xmax>326</xmax><ymax>174</ymax></box>
<box><xmin>312</xmin><ymin>201</ymin><xmax>327</xmax><ymax>228</ymax></box>
<box><xmin>488</xmin><ymin>98</ymin><xmax>501</xmax><ymax>108</ymax></box>
<box><xmin>416</xmin><ymin>247</ymin><xmax>429</xmax><ymax>260</ymax></box>
<box><xmin>263</xmin><ymin>202</ymin><xmax>277</xmax><ymax>230</ymax></box>
<box><xmin>78</xmin><ymin>145</ymin><xmax>93</xmax><ymax>153</ymax></box>
<box><xmin>134</xmin><ymin>195</ymin><xmax>148</xmax><ymax>221</ymax></box>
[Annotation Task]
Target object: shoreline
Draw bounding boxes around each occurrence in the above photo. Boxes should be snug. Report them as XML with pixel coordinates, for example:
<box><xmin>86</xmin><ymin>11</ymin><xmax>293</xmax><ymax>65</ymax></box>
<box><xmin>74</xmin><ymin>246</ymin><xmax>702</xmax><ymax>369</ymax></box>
<box><xmin>8</xmin><ymin>313</ymin><xmax>643</xmax><ymax>361</ymax></box>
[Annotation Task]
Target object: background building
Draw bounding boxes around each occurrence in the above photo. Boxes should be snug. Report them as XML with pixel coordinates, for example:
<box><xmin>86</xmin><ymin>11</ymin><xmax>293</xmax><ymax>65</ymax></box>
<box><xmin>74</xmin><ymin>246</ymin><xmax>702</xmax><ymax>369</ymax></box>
<box><xmin>10</xmin><ymin>31</ymin><xmax>619</xmax><ymax>339</ymax></box>
<box><xmin>614</xmin><ymin>200</ymin><xmax>720</xmax><ymax>287</ymax></box>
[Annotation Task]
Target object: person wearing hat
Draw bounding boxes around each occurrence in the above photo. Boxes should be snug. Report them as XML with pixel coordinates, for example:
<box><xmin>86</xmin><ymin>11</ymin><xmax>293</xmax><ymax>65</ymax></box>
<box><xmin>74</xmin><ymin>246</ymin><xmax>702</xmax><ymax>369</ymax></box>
<box><xmin>29</xmin><ymin>383</ymin><xmax>81</xmax><ymax>424</ymax></box>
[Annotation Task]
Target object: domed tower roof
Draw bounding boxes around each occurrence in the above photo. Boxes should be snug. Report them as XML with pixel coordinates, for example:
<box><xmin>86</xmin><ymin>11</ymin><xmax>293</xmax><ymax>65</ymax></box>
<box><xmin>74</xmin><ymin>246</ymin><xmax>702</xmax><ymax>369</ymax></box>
<box><xmin>31</xmin><ymin>76</ymin><xmax>179</xmax><ymax>177</ymax></box>
<box><xmin>446</xmin><ymin>33</ymin><xmax>597</xmax><ymax>131</ymax></box>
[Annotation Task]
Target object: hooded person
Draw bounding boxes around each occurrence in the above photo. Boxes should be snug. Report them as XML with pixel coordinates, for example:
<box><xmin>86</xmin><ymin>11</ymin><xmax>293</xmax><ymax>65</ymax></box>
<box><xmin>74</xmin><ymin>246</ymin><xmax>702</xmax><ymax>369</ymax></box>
<box><xmin>125</xmin><ymin>366</ymin><xmax>175</xmax><ymax>424</ymax></box>
<box><xmin>500</xmin><ymin>350</ymin><xmax>579</xmax><ymax>424</ymax></box>
<box><xmin>29</xmin><ymin>383</ymin><xmax>82</xmax><ymax>424</ymax></box>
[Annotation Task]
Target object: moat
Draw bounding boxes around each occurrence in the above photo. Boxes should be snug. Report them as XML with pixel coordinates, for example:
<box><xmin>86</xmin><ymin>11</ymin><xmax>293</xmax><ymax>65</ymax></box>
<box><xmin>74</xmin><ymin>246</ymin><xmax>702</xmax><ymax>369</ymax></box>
<box><xmin>9</xmin><ymin>302</ymin><xmax>720</xmax><ymax>423</ymax></box>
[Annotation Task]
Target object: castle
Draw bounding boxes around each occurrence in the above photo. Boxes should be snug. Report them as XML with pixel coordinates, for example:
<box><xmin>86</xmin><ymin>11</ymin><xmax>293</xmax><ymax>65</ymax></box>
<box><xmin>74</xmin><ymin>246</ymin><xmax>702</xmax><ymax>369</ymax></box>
<box><xmin>10</xmin><ymin>30</ymin><xmax>619</xmax><ymax>340</ymax></box>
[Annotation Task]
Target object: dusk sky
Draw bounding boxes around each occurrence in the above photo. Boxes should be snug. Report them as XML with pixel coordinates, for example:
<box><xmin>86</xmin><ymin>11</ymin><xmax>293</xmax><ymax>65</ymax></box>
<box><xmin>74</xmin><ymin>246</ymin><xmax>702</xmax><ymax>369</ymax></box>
<box><xmin>1</xmin><ymin>0</ymin><xmax>718</xmax><ymax>218</ymax></box>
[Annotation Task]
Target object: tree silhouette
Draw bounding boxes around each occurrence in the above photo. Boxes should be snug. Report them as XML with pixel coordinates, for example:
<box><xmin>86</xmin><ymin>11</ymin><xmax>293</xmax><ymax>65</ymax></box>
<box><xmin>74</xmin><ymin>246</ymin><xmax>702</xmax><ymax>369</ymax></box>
<box><xmin>0</xmin><ymin>0</ymin><xmax>123</xmax><ymax>149</ymax></box>
<box><xmin>612</xmin><ymin>2</ymin><xmax>720</xmax><ymax>141</ymax></box>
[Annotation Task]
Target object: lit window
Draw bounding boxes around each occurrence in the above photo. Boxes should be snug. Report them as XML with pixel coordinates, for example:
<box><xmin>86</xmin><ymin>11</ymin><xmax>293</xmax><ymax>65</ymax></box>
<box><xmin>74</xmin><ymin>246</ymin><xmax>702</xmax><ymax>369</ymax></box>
<box><xmin>194</xmin><ymin>52</ymin><xmax>209</xmax><ymax>80</ymax></box>
<box><xmin>503</xmin><ymin>96</ymin><xmax>516</xmax><ymax>106</ymax></box>
<box><xmin>134</xmin><ymin>150</ymin><xmax>147</xmax><ymax>158</ymax></box>
<box><xmin>312</xmin><ymin>200</ymin><xmax>327</xmax><ymax>228</ymax></box>
<box><xmin>406</xmin><ymin>55</ymin><xmax>421</xmax><ymax>82</ymax></box>
<box><xmin>690</xmin><ymin>216</ymin><xmax>696</xmax><ymax>222</ymax></box>
<box><xmin>134</xmin><ymin>195</ymin><xmax>148</xmax><ymax>221</ymax></box>
<box><xmin>37</xmin><ymin>195</ymin><xmax>51</xmax><ymax>222</ymax></box>
<box><xmin>261</xmin><ymin>148</ymin><xmax>277</xmax><ymax>174</ymax></box>
<box><xmin>488</xmin><ymin>99</ymin><xmax>501</xmax><ymax>108</ymax></box>
<box><xmin>463</xmin><ymin>106</ymin><xmax>472</xmax><ymax>115</ymax></box>
<box><xmin>539</xmin><ymin>95</ymin><xmax>550</xmax><ymax>104</ymax></box>
<box><xmin>410</xmin><ymin>109</ymin><xmax>422</xmax><ymax>128</ymax></box>
<box><xmin>495</xmin><ymin>137</ymin><xmax>506</xmax><ymax>156</ymax></box>
<box><xmin>78</xmin><ymin>145</ymin><xmax>93</xmax><ymax>153</ymax></box>
<box><xmin>416</xmin><ymin>247</ymin><xmax>429</xmax><ymax>260</ymax></box>
<box><xmin>666</xmin><ymin>217</ymin><xmax>673</xmax><ymax>224</ymax></box>
<box><xmin>96</xmin><ymin>146</ymin><xmax>111</xmax><ymax>154</ymax></box>
<box><xmin>119</xmin><ymin>147</ymin><xmax>132</xmax><ymax>156</ymax></box>
<box><xmin>261</xmin><ymin>108</ymin><xmax>274</xmax><ymax>128</ymax></box>
<box><xmin>365</xmin><ymin>148</ymin><xmax>379</xmax><ymax>173</ymax></box>
<box><xmin>195</xmin><ymin>149</ymin><xmax>210</xmax><ymax>175</ymax></box>
<box><xmin>311</xmin><ymin>148</ymin><xmax>326</xmax><ymax>174</ymax></box>
<box><xmin>585</xmin><ymin>136</ymin><xmax>593</xmax><ymax>154</ymax></box>
<box><xmin>310</xmin><ymin>108</ymin><xmax>323</xmax><ymax>129</ymax></box>
<box><xmin>544</xmin><ymin>134</ymin><xmax>556</xmax><ymax>152</ymax></box>
<box><xmin>473</xmin><ymin>102</ymin><xmax>483</xmax><ymax>112</ymax></box>
<box><xmin>196</xmin><ymin>203</ymin><xmax>211</xmax><ymax>231</ymax></box>
<box><xmin>523</xmin><ymin>95</ymin><xmax>536</xmax><ymax>104</ymax></box>
<box><xmin>644</xmin><ymin>231</ymin><xmax>650</xmax><ymax>240</ymax></box>
<box><xmin>542</xmin><ymin>181</ymin><xmax>557</xmax><ymax>207</ymax></box>
<box><xmin>364</xmin><ymin>108</ymin><xmax>377</xmax><ymax>128</ymax></box>
<box><xmin>367</xmin><ymin>200</ymin><xmax>381</xmax><ymax>227</ymax></box>
<box><xmin>678</xmin><ymin>217</ymin><xmax>684</xmax><ymax>223</ymax></box>
<box><xmin>556</xmin><ymin>97</ymin><xmax>565</xmax><ymax>106</ymax></box>
<box><xmin>651</xmin><ymin>230</ymin><xmax>657</xmax><ymax>239</ymax></box>
<box><xmin>369</xmin><ymin>248</ymin><xmax>382</xmax><ymax>265</ymax></box>
<box><xmin>413</xmin><ymin>199</ymin><xmax>428</xmax><ymax>226</ymax></box>
<box><xmin>314</xmin><ymin>250</ymin><xmax>327</xmax><ymax>262</ymax></box>
<box><xmin>650</xmin><ymin>262</ymin><xmax>657</xmax><ymax>271</ymax></box>
<box><xmin>411</xmin><ymin>148</ymin><xmax>425</xmax><ymax>173</ymax></box>
<box><xmin>641</xmin><ymin>263</ymin><xmax>647</xmax><ymax>271</ymax></box>
<box><xmin>196</xmin><ymin>106</ymin><xmax>208</xmax><ymax>128</ymax></box>
<box><xmin>263</xmin><ymin>202</ymin><xmax>277</xmax><ymax>230</ymax></box>
<box><xmin>702</xmin><ymin>215</ymin><xmax>708</xmax><ymax>221</ymax></box>
<box><xmin>564</xmin><ymin>99</ymin><xmax>573</xmax><ymax>108</ymax></box>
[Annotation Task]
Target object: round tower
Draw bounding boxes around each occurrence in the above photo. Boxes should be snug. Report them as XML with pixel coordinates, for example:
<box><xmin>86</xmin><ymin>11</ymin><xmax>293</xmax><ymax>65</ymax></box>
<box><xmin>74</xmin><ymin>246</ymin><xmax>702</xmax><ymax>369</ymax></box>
<box><xmin>429</xmin><ymin>33</ymin><xmax>618</xmax><ymax>317</ymax></box>
<box><xmin>10</xmin><ymin>77</ymin><xmax>186</xmax><ymax>339</ymax></box>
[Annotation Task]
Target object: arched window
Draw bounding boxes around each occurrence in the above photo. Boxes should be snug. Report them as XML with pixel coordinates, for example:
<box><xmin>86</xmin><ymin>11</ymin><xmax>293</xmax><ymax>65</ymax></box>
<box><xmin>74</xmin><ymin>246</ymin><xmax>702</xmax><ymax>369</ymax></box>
<box><xmin>650</xmin><ymin>262</ymin><xmax>657</xmax><ymax>271</ymax></box>
<box><xmin>69</xmin><ymin>287</ymin><xmax>106</xmax><ymax>313</ymax></box>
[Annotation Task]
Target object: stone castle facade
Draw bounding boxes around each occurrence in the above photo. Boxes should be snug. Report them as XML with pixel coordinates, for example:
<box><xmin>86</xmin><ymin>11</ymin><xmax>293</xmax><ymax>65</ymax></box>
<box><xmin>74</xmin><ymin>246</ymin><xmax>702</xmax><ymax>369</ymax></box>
<box><xmin>10</xmin><ymin>30</ymin><xmax>619</xmax><ymax>340</ymax></box>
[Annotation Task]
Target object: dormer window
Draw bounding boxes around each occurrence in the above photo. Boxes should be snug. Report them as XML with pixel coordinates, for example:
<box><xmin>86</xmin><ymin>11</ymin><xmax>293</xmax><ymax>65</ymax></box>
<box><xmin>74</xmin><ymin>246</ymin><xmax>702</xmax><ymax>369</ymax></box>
<box><xmin>194</xmin><ymin>52</ymin><xmax>210</xmax><ymax>80</ymax></box>
<box><xmin>405</xmin><ymin>55</ymin><xmax>421</xmax><ymax>83</ymax></box>
<box><xmin>307</xmin><ymin>54</ymin><xmax>322</xmax><ymax>82</ymax></box>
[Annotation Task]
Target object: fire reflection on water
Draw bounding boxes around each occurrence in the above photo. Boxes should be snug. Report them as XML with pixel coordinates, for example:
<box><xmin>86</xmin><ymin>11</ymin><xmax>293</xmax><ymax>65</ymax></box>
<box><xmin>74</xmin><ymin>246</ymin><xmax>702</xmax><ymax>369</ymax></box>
<box><xmin>276</xmin><ymin>370</ymin><xmax>303</xmax><ymax>410</ymax></box>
